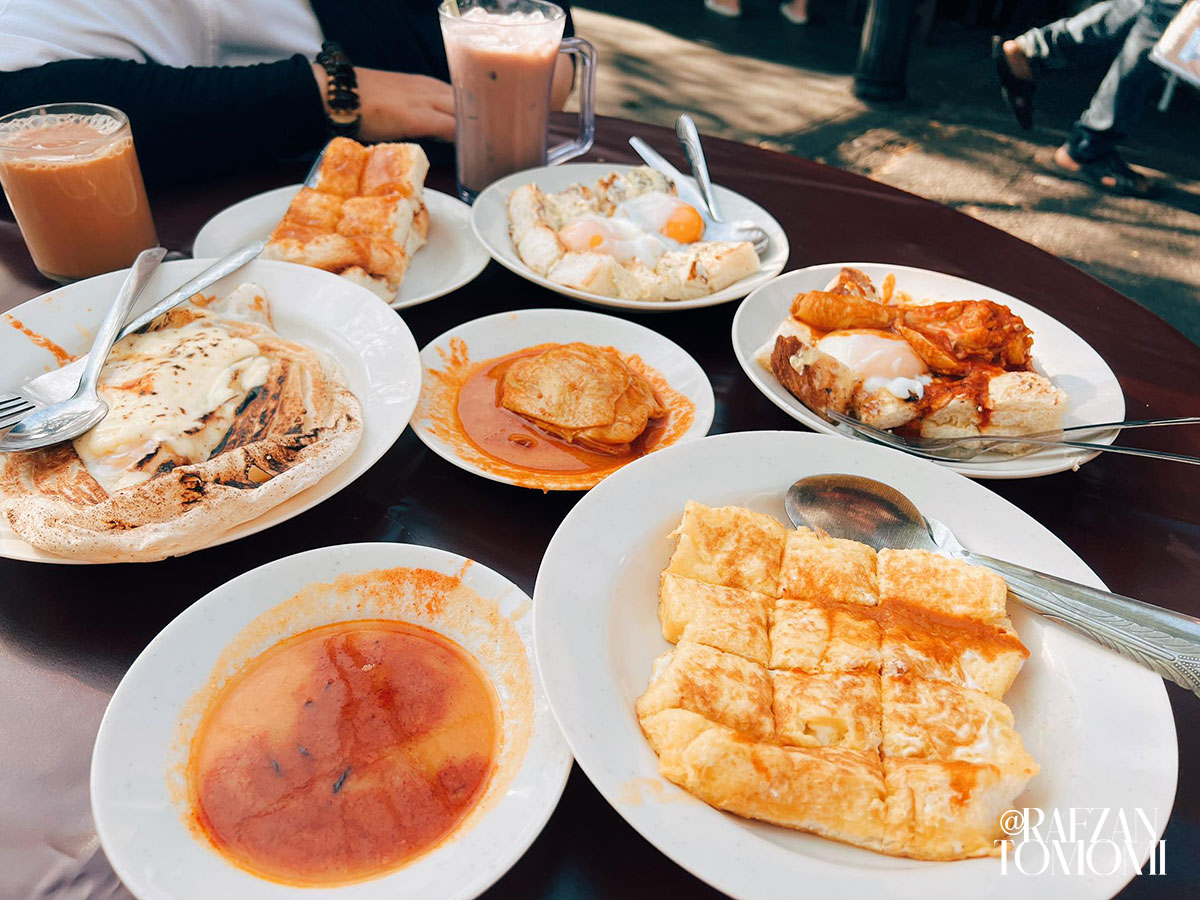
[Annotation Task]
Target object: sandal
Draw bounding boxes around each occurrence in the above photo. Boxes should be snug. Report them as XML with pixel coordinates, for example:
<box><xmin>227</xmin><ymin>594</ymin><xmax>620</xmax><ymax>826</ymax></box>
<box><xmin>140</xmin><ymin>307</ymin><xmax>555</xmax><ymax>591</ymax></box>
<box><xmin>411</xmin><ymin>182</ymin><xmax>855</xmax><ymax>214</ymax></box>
<box><xmin>1051</xmin><ymin>150</ymin><xmax>1153</xmax><ymax>198</ymax></box>
<box><xmin>993</xmin><ymin>36</ymin><xmax>1035</xmax><ymax>131</ymax></box>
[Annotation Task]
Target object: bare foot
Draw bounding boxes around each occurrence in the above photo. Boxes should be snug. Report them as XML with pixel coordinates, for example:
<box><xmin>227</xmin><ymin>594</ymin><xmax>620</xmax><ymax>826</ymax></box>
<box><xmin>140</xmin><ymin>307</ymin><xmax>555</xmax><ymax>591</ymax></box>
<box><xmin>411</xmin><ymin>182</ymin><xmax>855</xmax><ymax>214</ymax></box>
<box><xmin>1053</xmin><ymin>145</ymin><xmax>1081</xmax><ymax>172</ymax></box>
<box><xmin>780</xmin><ymin>0</ymin><xmax>809</xmax><ymax>23</ymax></box>
<box><xmin>705</xmin><ymin>0</ymin><xmax>741</xmax><ymax>15</ymax></box>
<box><xmin>1002</xmin><ymin>40</ymin><xmax>1034</xmax><ymax>82</ymax></box>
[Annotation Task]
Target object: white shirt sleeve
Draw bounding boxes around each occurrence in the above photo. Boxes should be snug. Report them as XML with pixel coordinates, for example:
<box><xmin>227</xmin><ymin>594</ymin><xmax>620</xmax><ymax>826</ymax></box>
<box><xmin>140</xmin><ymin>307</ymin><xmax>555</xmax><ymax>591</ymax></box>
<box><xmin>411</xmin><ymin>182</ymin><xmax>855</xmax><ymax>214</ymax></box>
<box><xmin>0</xmin><ymin>0</ymin><xmax>323</xmax><ymax>71</ymax></box>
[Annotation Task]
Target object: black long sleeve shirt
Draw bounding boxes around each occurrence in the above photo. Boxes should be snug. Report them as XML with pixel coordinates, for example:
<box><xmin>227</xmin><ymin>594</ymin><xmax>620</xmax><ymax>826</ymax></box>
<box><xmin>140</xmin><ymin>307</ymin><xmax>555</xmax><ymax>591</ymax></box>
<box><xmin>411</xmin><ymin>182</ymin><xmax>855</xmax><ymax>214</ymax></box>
<box><xmin>0</xmin><ymin>0</ymin><xmax>573</xmax><ymax>185</ymax></box>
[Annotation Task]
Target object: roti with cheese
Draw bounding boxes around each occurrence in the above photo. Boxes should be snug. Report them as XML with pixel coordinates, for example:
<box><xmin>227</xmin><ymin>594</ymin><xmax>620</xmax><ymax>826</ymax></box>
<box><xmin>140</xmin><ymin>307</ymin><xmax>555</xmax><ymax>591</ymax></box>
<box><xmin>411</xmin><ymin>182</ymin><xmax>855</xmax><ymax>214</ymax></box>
<box><xmin>0</xmin><ymin>284</ymin><xmax>362</xmax><ymax>562</ymax></box>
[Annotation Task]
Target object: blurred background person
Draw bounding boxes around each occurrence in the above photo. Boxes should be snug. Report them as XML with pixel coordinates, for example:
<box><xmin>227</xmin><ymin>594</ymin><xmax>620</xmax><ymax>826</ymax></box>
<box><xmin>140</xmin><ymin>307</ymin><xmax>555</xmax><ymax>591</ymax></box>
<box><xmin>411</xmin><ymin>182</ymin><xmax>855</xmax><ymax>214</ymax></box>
<box><xmin>994</xmin><ymin>0</ymin><xmax>1183</xmax><ymax>196</ymax></box>
<box><xmin>704</xmin><ymin>0</ymin><xmax>810</xmax><ymax>24</ymax></box>
<box><xmin>0</xmin><ymin>0</ymin><xmax>574</xmax><ymax>185</ymax></box>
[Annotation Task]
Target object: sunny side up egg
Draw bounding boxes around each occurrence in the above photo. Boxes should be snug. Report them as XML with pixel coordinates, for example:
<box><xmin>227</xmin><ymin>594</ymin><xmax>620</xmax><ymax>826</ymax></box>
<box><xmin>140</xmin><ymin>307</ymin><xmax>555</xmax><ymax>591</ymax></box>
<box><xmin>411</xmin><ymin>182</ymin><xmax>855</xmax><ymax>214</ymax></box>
<box><xmin>557</xmin><ymin>193</ymin><xmax>706</xmax><ymax>266</ymax></box>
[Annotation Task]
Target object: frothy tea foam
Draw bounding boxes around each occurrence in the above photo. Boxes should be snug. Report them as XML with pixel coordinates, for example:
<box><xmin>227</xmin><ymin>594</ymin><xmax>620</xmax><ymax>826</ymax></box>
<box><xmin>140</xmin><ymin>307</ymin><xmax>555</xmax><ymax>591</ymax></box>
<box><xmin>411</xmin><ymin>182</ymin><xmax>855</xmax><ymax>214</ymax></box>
<box><xmin>0</xmin><ymin>112</ymin><xmax>124</xmax><ymax>157</ymax></box>
<box><xmin>447</xmin><ymin>7</ymin><xmax>559</xmax><ymax>51</ymax></box>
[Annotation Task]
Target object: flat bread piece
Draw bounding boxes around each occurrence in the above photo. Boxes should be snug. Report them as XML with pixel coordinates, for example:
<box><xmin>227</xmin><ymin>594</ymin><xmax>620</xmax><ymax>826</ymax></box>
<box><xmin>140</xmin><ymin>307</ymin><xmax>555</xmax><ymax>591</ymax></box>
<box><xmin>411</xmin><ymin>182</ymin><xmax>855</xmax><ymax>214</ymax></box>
<box><xmin>0</xmin><ymin>288</ymin><xmax>361</xmax><ymax>562</ymax></box>
<box><xmin>359</xmin><ymin>142</ymin><xmax>429</xmax><ymax>199</ymax></box>
<box><xmin>499</xmin><ymin>343</ymin><xmax>665</xmax><ymax>455</ymax></box>
<box><xmin>772</xmin><ymin>670</ymin><xmax>882</xmax><ymax>752</ymax></box>
<box><xmin>658</xmin><ymin>572</ymin><xmax>772</xmax><ymax>665</ymax></box>
<box><xmin>878</xmin><ymin>549</ymin><xmax>1008</xmax><ymax>620</ymax></box>
<box><xmin>264</xmin><ymin>139</ymin><xmax>429</xmax><ymax>297</ymax></box>
<box><xmin>778</xmin><ymin>527</ymin><xmax>879</xmax><ymax>606</ymax></box>
<box><xmin>636</xmin><ymin>641</ymin><xmax>775</xmax><ymax>741</ymax></box>
<box><xmin>881</xmin><ymin>601</ymin><xmax>1028</xmax><ymax>698</ymax></box>
<box><xmin>666</xmin><ymin>501</ymin><xmax>787</xmax><ymax>595</ymax></box>
<box><xmin>311</xmin><ymin>137</ymin><xmax>368</xmax><ymax>197</ymax></box>
<box><xmin>641</xmin><ymin>709</ymin><xmax>888</xmax><ymax>851</ymax></box>
<box><xmin>769</xmin><ymin>596</ymin><xmax>882</xmax><ymax>673</ymax></box>
<box><xmin>883</xmin><ymin>758</ymin><xmax>1028</xmax><ymax>859</ymax></box>
<box><xmin>882</xmin><ymin>675</ymin><xmax>1038</xmax><ymax>777</ymax></box>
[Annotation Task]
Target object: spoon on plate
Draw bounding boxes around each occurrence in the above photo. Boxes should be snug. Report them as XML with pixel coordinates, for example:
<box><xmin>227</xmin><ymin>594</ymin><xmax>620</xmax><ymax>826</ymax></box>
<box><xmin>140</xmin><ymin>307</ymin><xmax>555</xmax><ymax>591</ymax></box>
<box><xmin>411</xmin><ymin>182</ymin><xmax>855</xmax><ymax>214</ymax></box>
<box><xmin>0</xmin><ymin>247</ymin><xmax>166</xmax><ymax>452</ymax></box>
<box><xmin>785</xmin><ymin>473</ymin><xmax>1200</xmax><ymax>698</ymax></box>
<box><xmin>628</xmin><ymin>135</ymin><xmax>769</xmax><ymax>255</ymax></box>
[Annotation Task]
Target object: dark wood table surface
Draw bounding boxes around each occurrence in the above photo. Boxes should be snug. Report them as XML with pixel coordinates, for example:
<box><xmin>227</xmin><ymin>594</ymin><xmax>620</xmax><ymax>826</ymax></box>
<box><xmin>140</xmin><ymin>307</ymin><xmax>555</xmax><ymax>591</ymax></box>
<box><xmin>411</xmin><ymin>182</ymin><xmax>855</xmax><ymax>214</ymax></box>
<box><xmin>1</xmin><ymin>116</ymin><xmax>1196</xmax><ymax>899</ymax></box>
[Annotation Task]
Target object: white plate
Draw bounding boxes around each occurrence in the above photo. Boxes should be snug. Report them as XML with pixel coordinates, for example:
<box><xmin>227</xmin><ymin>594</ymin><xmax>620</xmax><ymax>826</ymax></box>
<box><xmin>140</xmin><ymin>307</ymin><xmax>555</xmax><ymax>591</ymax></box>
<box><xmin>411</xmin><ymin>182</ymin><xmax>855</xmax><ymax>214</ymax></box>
<box><xmin>0</xmin><ymin>259</ymin><xmax>420</xmax><ymax>563</ymax></box>
<box><xmin>533</xmin><ymin>431</ymin><xmax>1176</xmax><ymax>900</ymax></box>
<box><xmin>732</xmin><ymin>264</ymin><xmax>1126</xmax><ymax>479</ymax></box>
<box><xmin>193</xmin><ymin>185</ymin><xmax>491</xmax><ymax>309</ymax></box>
<box><xmin>92</xmin><ymin>542</ymin><xmax>572</xmax><ymax>900</ymax></box>
<box><xmin>470</xmin><ymin>163</ymin><xmax>789</xmax><ymax>312</ymax></box>
<box><xmin>410</xmin><ymin>308</ymin><xmax>715</xmax><ymax>490</ymax></box>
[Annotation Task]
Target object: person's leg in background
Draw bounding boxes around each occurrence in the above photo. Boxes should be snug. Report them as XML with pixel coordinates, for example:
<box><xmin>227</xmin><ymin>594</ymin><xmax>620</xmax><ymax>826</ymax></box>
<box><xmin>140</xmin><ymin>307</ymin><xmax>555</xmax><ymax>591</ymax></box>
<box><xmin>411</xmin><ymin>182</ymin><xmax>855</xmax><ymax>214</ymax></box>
<box><xmin>994</xmin><ymin>0</ymin><xmax>1143</xmax><ymax>129</ymax></box>
<box><xmin>1057</xmin><ymin>0</ymin><xmax>1183</xmax><ymax>194</ymax></box>
<box><xmin>1010</xmin><ymin>0</ymin><xmax>1144</xmax><ymax>75</ymax></box>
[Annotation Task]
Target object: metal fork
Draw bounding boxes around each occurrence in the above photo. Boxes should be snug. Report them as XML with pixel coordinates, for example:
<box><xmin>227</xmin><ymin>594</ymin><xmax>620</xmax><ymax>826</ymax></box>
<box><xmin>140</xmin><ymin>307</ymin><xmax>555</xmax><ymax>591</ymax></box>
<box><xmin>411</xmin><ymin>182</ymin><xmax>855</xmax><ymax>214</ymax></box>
<box><xmin>0</xmin><ymin>240</ymin><xmax>266</xmax><ymax>430</ymax></box>
<box><xmin>0</xmin><ymin>139</ymin><xmax>337</xmax><ymax>431</ymax></box>
<box><xmin>825</xmin><ymin>409</ymin><xmax>1200</xmax><ymax>466</ymax></box>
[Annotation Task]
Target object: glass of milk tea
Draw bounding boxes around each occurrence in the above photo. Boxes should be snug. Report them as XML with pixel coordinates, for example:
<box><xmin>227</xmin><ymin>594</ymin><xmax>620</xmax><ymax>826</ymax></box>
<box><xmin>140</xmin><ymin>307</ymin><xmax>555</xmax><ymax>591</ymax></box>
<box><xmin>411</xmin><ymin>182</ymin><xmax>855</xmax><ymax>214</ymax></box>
<box><xmin>439</xmin><ymin>0</ymin><xmax>597</xmax><ymax>202</ymax></box>
<box><xmin>0</xmin><ymin>103</ymin><xmax>158</xmax><ymax>283</ymax></box>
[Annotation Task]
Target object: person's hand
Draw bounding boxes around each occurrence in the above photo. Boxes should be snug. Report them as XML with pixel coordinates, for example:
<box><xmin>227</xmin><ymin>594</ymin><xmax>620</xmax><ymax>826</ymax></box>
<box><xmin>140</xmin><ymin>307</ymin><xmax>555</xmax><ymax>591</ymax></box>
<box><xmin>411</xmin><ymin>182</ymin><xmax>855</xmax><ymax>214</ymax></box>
<box><xmin>312</xmin><ymin>65</ymin><xmax>455</xmax><ymax>141</ymax></box>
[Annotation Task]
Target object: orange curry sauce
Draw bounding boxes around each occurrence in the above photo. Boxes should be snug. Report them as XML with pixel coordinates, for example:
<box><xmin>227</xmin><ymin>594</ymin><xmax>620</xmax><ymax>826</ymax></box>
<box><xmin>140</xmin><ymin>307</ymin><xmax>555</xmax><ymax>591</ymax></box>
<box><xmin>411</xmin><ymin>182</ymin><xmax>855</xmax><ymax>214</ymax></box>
<box><xmin>455</xmin><ymin>346</ymin><xmax>668</xmax><ymax>474</ymax></box>
<box><xmin>187</xmin><ymin>620</ymin><xmax>499</xmax><ymax>886</ymax></box>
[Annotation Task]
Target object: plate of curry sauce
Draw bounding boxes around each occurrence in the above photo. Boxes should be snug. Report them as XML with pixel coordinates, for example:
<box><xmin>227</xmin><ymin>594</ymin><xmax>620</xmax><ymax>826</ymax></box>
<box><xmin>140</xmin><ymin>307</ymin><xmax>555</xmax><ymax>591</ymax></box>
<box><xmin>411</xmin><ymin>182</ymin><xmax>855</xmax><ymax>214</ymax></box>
<box><xmin>410</xmin><ymin>309</ymin><xmax>716</xmax><ymax>491</ymax></box>
<box><xmin>91</xmin><ymin>543</ymin><xmax>571</xmax><ymax>899</ymax></box>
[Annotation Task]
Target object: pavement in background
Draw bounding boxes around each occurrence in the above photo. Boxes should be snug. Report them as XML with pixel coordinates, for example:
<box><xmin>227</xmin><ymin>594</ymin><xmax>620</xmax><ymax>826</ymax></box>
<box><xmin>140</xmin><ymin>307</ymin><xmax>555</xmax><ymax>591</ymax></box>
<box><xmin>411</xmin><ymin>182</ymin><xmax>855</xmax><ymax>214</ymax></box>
<box><xmin>572</xmin><ymin>2</ymin><xmax>1200</xmax><ymax>345</ymax></box>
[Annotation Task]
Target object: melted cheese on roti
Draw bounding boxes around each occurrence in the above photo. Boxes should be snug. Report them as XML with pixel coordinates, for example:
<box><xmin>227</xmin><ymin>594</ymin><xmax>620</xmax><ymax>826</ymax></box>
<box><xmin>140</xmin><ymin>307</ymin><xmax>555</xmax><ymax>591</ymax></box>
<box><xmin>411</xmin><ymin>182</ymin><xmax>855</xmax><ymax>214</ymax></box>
<box><xmin>73</xmin><ymin>295</ymin><xmax>274</xmax><ymax>493</ymax></box>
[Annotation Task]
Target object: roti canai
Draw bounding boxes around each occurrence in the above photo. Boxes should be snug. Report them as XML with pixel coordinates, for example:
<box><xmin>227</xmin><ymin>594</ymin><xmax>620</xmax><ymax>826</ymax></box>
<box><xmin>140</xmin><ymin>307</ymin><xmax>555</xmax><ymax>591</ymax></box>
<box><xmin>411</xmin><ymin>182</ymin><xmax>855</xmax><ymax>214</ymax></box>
<box><xmin>0</xmin><ymin>284</ymin><xmax>361</xmax><ymax>562</ymax></box>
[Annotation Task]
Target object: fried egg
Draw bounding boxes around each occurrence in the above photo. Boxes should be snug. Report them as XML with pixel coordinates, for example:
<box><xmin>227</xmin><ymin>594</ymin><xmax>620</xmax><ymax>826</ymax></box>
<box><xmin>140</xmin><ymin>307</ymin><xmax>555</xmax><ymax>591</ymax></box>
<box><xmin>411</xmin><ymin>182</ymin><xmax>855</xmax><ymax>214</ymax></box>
<box><xmin>613</xmin><ymin>192</ymin><xmax>705</xmax><ymax>244</ymax></box>
<box><xmin>557</xmin><ymin>192</ymin><xmax>706</xmax><ymax>266</ymax></box>
<box><xmin>816</xmin><ymin>330</ymin><xmax>931</xmax><ymax>399</ymax></box>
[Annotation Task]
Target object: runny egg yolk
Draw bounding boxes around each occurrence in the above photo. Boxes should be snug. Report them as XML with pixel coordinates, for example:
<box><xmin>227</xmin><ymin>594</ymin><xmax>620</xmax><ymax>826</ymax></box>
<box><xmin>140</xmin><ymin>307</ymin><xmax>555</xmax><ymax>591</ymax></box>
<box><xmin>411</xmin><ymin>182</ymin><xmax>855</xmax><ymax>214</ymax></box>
<box><xmin>661</xmin><ymin>204</ymin><xmax>705</xmax><ymax>243</ymax></box>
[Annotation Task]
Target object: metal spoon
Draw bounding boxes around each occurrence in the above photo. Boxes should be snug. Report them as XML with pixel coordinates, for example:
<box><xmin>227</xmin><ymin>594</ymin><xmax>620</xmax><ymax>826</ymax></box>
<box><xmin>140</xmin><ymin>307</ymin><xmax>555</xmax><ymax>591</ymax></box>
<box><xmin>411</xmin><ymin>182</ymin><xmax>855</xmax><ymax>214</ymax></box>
<box><xmin>675</xmin><ymin>114</ymin><xmax>724</xmax><ymax>222</ymax></box>
<box><xmin>13</xmin><ymin>240</ymin><xmax>265</xmax><ymax>411</ymax></box>
<box><xmin>675</xmin><ymin>114</ymin><xmax>771</xmax><ymax>252</ymax></box>
<box><xmin>628</xmin><ymin>136</ymin><xmax>770</xmax><ymax>255</ymax></box>
<box><xmin>785</xmin><ymin>473</ymin><xmax>1200</xmax><ymax>698</ymax></box>
<box><xmin>0</xmin><ymin>247</ymin><xmax>166</xmax><ymax>452</ymax></box>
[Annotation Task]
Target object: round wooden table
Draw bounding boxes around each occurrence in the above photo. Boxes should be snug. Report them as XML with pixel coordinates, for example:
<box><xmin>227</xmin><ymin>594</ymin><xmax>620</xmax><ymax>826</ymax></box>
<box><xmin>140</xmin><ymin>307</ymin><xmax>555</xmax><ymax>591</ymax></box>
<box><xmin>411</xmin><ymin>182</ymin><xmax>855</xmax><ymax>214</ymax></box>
<box><xmin>1</xmin><ymin>116</ymin><xmax>1197</xmax><ymax>899</ymax></box>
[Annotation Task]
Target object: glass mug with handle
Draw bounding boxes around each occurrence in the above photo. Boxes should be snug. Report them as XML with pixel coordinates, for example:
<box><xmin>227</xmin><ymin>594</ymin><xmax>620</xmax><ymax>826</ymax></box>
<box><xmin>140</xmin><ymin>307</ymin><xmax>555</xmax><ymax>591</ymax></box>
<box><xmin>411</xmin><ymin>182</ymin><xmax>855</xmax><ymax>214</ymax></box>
<box><xmin>439</xmin><ymin>0</ymin><xmax>597</xmax><ymax>203</ymax></box>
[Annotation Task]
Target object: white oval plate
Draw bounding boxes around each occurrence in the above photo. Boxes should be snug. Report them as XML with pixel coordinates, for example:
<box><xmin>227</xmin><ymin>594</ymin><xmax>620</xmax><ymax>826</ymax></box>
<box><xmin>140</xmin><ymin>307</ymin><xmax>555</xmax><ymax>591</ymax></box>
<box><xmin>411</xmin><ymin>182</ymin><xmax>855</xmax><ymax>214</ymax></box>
<box><xmin>732</xmin><ymin>264</ymin><xmax>1126</xmax><ymax>479</ymax></box>
<box><xmin>92</xmin><ymin>542</ymin><xmax>572</xmax><ymax>900</ymax></box>
<box><xmin>410</xmin><ymin>308</ymin><xmax>715</xmax><ymax>489</ymax></box>
<box><xmin>193</xmin><ymin>185</ymin><xmax>491</xmax><ymax>309</ymax></box>
<box><xmin>470</xmin><ymin>163</ymin><xmax>789</xmax><ymax>312</ymax></box>
<box><xmin>0</xmin><ymin>259</ymin><xmax>420</xmax><ymax>563</ymax></box>
<box><xmin>533</xmin><ymin>431</ymin><xmax>1176</xmax><ymax>900</ymax></box>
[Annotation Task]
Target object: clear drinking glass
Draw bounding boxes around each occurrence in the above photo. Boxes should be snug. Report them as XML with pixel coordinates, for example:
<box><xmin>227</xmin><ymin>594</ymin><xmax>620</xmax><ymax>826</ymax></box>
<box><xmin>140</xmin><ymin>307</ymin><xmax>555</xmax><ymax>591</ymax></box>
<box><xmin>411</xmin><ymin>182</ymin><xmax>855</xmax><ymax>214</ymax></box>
<box><xmin>0</xmin><ymin>102</ymin><xmax>157</xmax><ymax>283</ymax></box>
<box><xmin>439</xmin><ymin>0</ymin><xmax>597</xmax><ymax>203</ymax></box>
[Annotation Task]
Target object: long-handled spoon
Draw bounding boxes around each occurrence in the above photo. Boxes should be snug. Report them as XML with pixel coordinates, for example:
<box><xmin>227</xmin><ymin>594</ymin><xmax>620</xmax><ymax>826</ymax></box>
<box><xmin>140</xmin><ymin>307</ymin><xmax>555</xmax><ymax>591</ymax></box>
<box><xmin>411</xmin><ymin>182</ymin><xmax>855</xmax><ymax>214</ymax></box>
<box><xmin>0</xmin><ymin>247</ymin><xmax>166</xmax><ymax>452</ymax></box>
<box><xmin>785</xmin><ymin>473</ymin><xmax>1200</xmax><ymax>698</ymax></box>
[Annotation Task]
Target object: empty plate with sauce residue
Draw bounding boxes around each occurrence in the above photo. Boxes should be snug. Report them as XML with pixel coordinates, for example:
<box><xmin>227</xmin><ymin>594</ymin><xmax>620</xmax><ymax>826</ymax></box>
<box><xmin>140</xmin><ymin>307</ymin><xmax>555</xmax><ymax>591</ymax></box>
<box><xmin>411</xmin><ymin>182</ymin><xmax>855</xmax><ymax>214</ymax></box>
<box><xmin>91</xmin><ymin>542</ymin><xmax>571</xmax><ymax>900</ymax></box>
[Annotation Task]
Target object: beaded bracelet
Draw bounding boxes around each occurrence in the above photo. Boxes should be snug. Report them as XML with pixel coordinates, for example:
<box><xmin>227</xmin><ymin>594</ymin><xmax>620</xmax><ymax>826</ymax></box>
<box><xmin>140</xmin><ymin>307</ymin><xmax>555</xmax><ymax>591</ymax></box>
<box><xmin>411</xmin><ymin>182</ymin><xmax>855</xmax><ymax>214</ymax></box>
<box><xmin>315</xmin><ymin>41</ymin><xmax>361</xmax><ymax>138</ymax></box>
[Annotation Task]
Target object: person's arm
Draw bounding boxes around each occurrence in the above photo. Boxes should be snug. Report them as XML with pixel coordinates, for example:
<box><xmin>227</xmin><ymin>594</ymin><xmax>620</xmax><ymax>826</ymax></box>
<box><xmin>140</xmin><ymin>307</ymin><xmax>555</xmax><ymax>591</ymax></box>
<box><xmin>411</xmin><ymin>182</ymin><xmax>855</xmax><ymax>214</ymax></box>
<box><xmin>0</xmin><ymin>55</ymin><xmax>327</xmax><ymax>185</ymax></box>
<box><xmin>0</xmin><ymin>54</ymin><xmax>457</xmax><ymax>185</ymax></box>
<box><xmin>310</xmin><ymin>64</ymin><xmax>454</xmax><ymax>144</ymax></box>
